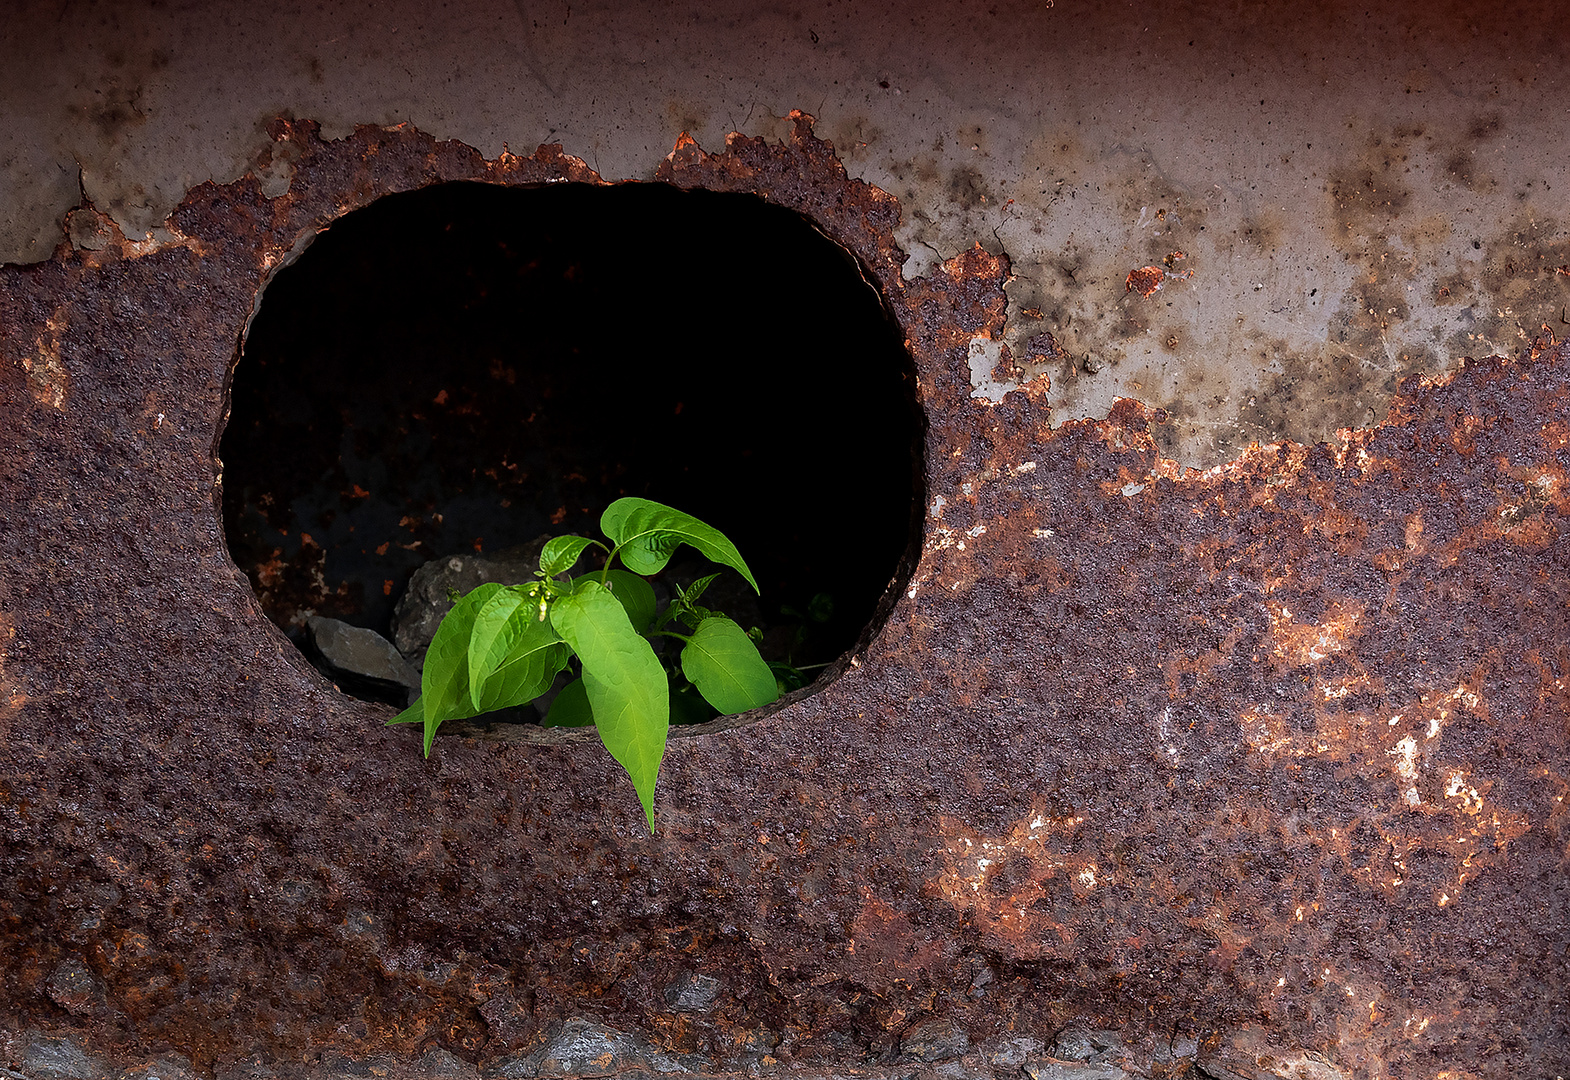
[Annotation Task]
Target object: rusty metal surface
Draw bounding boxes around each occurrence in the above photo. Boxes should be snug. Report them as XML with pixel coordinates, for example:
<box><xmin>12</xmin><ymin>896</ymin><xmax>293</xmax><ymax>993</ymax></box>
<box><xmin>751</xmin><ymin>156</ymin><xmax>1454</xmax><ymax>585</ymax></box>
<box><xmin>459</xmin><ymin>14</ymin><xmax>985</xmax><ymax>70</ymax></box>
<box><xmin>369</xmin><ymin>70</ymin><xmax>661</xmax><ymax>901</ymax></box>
<box><xmin>0</xmin><ymin>116</ymin><xmax>1566</xmax><ymax>1079</ymax></box>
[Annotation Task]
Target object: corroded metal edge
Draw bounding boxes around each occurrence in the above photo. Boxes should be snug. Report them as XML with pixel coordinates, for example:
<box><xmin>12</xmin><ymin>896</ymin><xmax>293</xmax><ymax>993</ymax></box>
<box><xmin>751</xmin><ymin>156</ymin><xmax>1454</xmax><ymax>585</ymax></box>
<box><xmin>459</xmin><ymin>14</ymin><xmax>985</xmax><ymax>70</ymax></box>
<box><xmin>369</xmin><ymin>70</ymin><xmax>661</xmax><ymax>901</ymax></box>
<box><xmin>0</xmin><ymin>116</ymin><xmax>1565</xmax><ymax>1079</ymax></box>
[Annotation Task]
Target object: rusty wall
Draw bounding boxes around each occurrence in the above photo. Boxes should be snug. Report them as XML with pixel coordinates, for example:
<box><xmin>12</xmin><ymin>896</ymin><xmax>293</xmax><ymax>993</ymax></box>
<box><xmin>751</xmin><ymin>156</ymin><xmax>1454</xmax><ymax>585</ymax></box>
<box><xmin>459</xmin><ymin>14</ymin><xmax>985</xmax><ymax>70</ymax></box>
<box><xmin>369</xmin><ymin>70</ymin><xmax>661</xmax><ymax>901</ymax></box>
<box><xmin>8</xmin><ymin>1</ymin><xmax>1570</xmax><ymax>470</ymax></box>
<box><xmin>0</xmin><ymin>118</ymin><xmax>1566</xmax><ymax>1080</ymax></box>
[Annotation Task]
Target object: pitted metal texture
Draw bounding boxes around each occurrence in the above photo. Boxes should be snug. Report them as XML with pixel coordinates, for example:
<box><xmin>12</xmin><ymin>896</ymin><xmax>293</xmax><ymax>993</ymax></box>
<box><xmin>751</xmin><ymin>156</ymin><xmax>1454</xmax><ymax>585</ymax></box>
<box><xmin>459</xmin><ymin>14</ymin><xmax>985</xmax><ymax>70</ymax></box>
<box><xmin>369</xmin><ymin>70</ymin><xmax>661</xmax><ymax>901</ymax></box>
<box><xmin>0</xmin><ymin>115</ymin><xmax>1565</xmax><ymax>1079</ymax></box>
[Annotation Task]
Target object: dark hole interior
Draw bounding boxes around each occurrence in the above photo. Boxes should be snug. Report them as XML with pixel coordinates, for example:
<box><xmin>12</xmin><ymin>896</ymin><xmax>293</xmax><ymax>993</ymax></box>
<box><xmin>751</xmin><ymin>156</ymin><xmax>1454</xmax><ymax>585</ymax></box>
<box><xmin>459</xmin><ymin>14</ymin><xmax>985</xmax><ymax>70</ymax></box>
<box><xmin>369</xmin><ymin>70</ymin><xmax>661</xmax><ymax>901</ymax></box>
<box><xmin>221</xmin><ymin>180</ymin><xmax>923</xmax><ymax>709</ymax></box>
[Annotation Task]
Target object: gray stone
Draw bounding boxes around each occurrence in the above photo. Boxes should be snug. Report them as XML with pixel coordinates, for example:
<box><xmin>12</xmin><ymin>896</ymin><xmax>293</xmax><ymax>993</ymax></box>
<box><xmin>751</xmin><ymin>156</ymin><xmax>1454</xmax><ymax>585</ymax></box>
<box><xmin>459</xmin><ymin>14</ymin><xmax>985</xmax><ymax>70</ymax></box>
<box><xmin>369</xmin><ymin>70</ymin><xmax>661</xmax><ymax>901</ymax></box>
<box><xmin>1194</xmin><ymin>1062</ymin><xmax>1253</xmax><ymax>1080</ymax></box>
<box><xmin>662</xmin><ymin>972</ymin><xmax>721</xmax><ymax>1013</ymax></box>
<box><xmin>1048</xmin><ymin>1030</ymin><xmax>1122</xmax><ymax>1064</ymax></box>
<box><xmin>983</xmin><ymin>1037</ymin><xmax>1045</xmax><ymax>1068</ymax></box>
<box><xmin>1049</xmin><ymin>1032</ymin><xmax>1094</xmax><ymax>1062</ymax></box>
<box><xmin>391</xmin><ymin>538</ymin><xmax>551</xmax><ymax>670</ymax></box>
<box><xmin>305</xmin><ymin>617</ymin><xmax>421</xmax><ymax>699</ymax></box>
<box><xmin>479</xmin><ymin>1055</ymin><xmax>538</xmax><ymax>1080</ymax></box>
<box><xmin>899</xmin><ymin>1020</ymin><xmax>970</xmax><ymax>1063</ymax></box>
<box><xmin>314</xmin><ymin>1055</ymin><xmax>400</xmax><ymax>1080</ymax></box>
<box><xmin>933</xmin><ymin>1061</ymin><xmax>993</xmax><ymax>1080</ymax></box>
<box><xmin>22</xmin><ymin>1035</ymin><xmax>108</xmax><ymax>1080</ymax></box>
<box><xmin>529</xmin><ymin>1017</ymin><xmax>690</xmax><ymax>1077</ymax></box>
<box><xmin>1021</xmin><ymin>1063</ymin><xmax>1128</xmax><ymax>1080</ymax></box>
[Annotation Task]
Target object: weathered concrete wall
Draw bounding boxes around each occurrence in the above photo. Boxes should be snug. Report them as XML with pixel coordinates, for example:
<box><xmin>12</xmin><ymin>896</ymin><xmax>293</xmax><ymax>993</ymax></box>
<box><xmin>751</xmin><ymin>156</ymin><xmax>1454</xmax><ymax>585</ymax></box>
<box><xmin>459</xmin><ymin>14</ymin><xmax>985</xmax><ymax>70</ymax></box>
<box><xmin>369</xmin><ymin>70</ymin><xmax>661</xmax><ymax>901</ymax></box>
<box><xmin>0</xmin><ymin>118</ymin><xmax>1566</xmax><ymax>1080</ymax></box>
<box><xmin>5</xmin><ymin>1</ymin><xmax>1570</xmax><ymax>466</ymax></box>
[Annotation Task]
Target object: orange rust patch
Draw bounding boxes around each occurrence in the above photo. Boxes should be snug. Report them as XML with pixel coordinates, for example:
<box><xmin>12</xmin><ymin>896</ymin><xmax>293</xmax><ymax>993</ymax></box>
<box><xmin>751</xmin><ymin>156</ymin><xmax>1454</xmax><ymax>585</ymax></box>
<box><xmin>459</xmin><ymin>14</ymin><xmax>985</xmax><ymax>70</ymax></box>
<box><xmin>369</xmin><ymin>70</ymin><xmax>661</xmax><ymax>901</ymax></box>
<box><xmin>1265</xmin><ymin>597</ymin><xmax>1367</xmax><ymax>667</ymax></box>
<box><xmin>1125</xmin><ymin>265</ymin><xmax>1165</xmax><ymax>296</ymax></box>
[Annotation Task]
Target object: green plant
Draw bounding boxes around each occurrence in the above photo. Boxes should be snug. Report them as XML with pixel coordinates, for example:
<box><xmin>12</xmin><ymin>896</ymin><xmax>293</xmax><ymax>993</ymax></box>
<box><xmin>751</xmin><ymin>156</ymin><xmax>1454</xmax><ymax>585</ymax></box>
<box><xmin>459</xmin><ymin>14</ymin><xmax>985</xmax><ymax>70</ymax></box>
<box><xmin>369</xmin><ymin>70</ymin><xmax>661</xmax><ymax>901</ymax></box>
<box><xmin>388</xmin><ymin>497</ymin><xmax>780</xmax><ymax>829</ymax></box>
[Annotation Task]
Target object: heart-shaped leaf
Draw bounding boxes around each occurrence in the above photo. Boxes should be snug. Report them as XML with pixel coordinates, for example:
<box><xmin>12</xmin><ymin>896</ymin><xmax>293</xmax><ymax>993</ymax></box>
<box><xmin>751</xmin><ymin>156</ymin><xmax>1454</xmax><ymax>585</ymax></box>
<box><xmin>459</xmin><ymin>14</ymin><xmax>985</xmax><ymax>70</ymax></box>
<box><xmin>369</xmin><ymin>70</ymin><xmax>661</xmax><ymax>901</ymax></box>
<box><xmin>681</xmin><ymin>616</ymin><xmax>780</xmax><ymax>716</ymax></box>
<box><xmin>540</xmin><ymin>535</ymin><xmax>597</xmax><ymax>577</ymax></box>
<box><xmin>600</xmin><ymin>498</ymin><xmax>758</xmax><ymax>592</ymax></box>
<box><xmin>551</xmin><ymin>578</ymin><xmax>670</xmax><ymax>830</ymax></box>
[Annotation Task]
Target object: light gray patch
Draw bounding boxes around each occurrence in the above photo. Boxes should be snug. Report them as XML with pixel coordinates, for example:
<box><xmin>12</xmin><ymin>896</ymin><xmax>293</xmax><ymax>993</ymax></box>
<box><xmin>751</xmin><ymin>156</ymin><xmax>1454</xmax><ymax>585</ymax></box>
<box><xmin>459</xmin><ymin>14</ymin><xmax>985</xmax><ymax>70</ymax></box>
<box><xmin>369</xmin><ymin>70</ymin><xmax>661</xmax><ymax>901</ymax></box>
<box><xmin>1022</xmin><ymin>1063</ymin><xmax>1128</xmax><ymax>1080</ymax></box>
<box><xmin>116</xmin><ymin>1055</ymin><xmax>198</xmax><ymax>1080</ymax></box>
<box><xmin>22</xmin><ymin>1035</ymin><xmax>108</xmax><ymax>1080</ymax></box>
<box><xmin>1</xmin><ymin>157</ymin><xmax>81</xmax><ymax>266</ymax></box>
<box><xmin>899</xmin><ymin>1019</ymin><xmax>970</xmax><ymax>1062</ymax></box>
<box><xmin>982</xmin><ymin>1035</ymin><xmax>1045</xmax><ymax>1067</ymax></box>
<box><xmin>661</xmin><ymin>971</ymin><xmax>721</xmax><ymax>1013</ymax></box>
<box><xmin>967</xmin><ymin>336</ymin><xmax>1014</xmax><ymax>402</ymax></box>
<box><xmin>254</xmin><ymin>136</ymin><xmax>301</xmax><ymax>199</ymax></box>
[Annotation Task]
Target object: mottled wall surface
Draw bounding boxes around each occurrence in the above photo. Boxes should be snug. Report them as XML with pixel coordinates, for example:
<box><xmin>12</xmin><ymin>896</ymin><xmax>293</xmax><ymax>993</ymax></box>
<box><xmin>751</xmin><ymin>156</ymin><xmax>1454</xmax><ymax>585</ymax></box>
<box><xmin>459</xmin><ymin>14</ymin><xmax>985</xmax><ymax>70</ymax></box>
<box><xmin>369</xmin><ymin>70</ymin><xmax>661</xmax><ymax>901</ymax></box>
<box><xmin>5</xmin><ymin>1</ymin><xmax>1570</xmax><ymax>464</ymax></box>
<box><xmin>0</xmin><ymin>120</ymin><xmax>1566</xmax><ymax>1080</ymax></box>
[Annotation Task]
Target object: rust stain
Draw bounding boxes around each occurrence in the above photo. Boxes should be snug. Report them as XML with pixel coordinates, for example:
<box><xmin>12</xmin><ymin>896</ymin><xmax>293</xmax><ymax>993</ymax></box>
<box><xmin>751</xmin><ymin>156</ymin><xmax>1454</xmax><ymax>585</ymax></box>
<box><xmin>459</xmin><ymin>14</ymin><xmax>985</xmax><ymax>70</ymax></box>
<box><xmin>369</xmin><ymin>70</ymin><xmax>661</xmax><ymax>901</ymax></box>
<box><xmin>1125</xmin><ymin>264</ymin><xmax>1165</xmax><ymax>296</ymax></box>
<box><xmin>929</xmin><ymin>801</ymin><xmax>1098</xmax><ymax>958</ymax></box>
<box><xmin>0</xmin><ymin>609</ymin><xmax>25</xmax><ymax>728</ymax></box>
<box><xmin>0</xmin><ymin>116</ymin><xmax>1564</xmax><ymax>1079</ymax></box>
<box><xmin>18</xmin><ymin>308</ymin><xmax>68</xmax><ymax>410</ymax></box>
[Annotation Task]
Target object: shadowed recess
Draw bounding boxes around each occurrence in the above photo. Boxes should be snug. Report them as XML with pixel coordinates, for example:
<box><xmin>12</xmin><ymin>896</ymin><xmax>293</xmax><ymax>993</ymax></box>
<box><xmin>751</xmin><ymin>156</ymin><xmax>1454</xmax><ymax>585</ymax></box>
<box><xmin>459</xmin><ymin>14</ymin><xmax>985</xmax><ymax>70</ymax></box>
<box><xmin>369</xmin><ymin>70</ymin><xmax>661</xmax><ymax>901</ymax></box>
<box><xmin>220</xmin><ymin>180</ymin><xmax>923</xmax><ymax>680</ymax></box>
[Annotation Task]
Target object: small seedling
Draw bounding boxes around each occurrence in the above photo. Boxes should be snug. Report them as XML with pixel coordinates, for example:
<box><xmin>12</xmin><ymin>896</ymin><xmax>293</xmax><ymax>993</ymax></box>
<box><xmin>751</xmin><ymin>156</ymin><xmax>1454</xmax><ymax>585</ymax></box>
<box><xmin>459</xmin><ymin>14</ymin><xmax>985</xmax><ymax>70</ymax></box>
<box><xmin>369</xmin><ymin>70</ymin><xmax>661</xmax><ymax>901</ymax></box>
<box><xmin>388</xmin><ymin>498</ymin><xmax>779</xmax><ymax>830</ymax></box>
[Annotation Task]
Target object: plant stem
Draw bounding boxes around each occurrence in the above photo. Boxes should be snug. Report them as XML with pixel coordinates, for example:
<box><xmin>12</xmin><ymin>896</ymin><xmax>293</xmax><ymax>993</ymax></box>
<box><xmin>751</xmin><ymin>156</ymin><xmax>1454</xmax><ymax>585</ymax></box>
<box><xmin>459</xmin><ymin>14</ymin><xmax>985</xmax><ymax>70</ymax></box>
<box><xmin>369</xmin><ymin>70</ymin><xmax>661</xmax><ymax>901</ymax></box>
<box><xmin>647</xmin><ymin>630</ymin><xmax>692</xmax><ymax>644</ymax></box>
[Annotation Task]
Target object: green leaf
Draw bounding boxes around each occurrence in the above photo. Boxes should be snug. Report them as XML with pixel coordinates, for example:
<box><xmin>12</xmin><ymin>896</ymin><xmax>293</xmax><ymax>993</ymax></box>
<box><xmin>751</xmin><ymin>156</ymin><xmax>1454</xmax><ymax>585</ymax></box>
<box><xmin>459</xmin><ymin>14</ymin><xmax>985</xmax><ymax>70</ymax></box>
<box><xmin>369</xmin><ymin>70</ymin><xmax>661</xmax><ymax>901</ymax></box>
<box><xmin>541</xmin><ymin>676</ymin><xmax>594</xmax><ymax>727</ymax></box>
<box><xmin>387</xmin><ymin>698</ymin><xmax>424</xmax><ymax>725</ymax></box>
<box><xmin>655</xmin><ymin>572</ymin><xmax>719</xmax><ymax>630</ymax></box>
<box><xmin>681</xmin><ymin>616</ymin><xmax>780</xmax><ymax>716</ymax></box>
<box><xmin>476</xmin><ymin>635</ymin><xmax>569</xmax><ymax>714</ymax></box>
<box><xmin>418</xmin><ymin>583</ymin><xmax>499</xmax><ymax>754</ymax></box>
<box><xmin>673</xmin><ymin>598</ymin><xmax>714</xmax><ymax>632</ymax></box>
<box><xmin>468</xmin><ymin>588</ymin><xmax>566</xmax><ymax>711</ymax></box>
<box><xmin>602</xmin><ymin>569</ymin><xmax>656</xmax><ymax>633</ymax></box>
<box><xmin>681</xmin><ymin>572</ymin><xmax>720</xmax><ymax>607</ymax></box>
<box><xmin>467</xmin><ymin>587</ymin><xmax>529</xmax><ymax>710</ymax></box>
<box><xmin>551</xmin><ymin>578</ymin><xmax>670</xmax><ymax>830</ymax></box>
<box><xmin>601</xmin><ymin>498</ymin><xmax>759</xmax><ymax>592</ymax></box>
<box><xmin>618</xmin><ymin>532</ymin><xmax>681</xmax><ymax>578</ymax></box>
<box><xmin>540</xmin><ymin>535</ymin><xmax>596</xmax><ymax>577</ymax></box>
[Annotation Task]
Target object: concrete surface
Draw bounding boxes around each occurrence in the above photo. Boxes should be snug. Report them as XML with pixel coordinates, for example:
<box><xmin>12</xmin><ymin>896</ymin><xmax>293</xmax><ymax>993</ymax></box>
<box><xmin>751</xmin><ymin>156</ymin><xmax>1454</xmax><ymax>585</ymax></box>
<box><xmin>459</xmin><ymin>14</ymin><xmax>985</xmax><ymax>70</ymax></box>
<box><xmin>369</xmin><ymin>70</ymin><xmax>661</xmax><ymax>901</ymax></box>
<box><xmin>5</xmin><ymin>1</ymin><xmax>1570</xmax><ymax>466</ymax></box>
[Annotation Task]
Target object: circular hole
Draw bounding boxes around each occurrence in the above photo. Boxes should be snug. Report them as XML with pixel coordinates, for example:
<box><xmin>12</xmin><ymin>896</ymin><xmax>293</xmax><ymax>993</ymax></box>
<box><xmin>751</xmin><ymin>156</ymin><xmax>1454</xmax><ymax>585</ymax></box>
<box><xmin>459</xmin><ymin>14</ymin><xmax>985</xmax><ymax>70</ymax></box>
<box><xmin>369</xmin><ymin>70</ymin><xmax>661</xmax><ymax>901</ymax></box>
<box><xmin>221</xmin><ymin>180</ymin><xmax>922</xmax><ymax>717</ymax></box>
